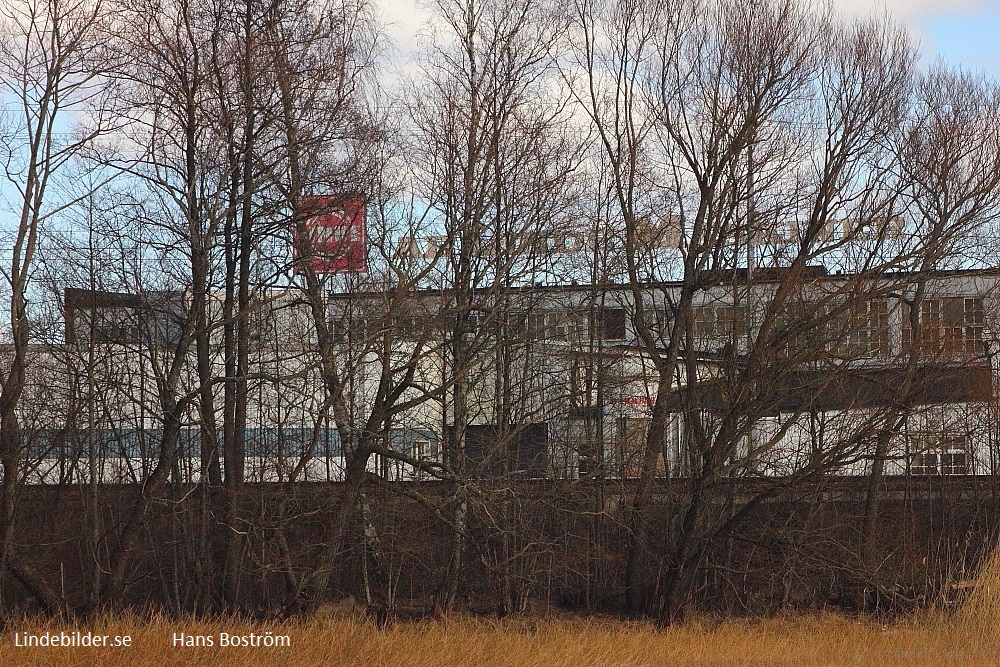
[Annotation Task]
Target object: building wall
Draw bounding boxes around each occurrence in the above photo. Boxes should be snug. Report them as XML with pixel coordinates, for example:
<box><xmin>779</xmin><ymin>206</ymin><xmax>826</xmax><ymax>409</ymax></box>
<box><xmin>12</xmin><ymin>271</ymin><xmax>1000</xmax><ymax>483</ymax></box>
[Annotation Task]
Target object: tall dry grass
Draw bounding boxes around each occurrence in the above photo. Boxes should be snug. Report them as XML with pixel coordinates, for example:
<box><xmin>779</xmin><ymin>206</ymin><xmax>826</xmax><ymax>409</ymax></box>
<box><xmin>962</xmin><ymin>540</ymin><xmax>1000</xmax><ymax>637</ymax></box>
<box><xmin>0</xmin><ymin>611</ymin><xmax>997</xmax><ymax>666</ymax></box>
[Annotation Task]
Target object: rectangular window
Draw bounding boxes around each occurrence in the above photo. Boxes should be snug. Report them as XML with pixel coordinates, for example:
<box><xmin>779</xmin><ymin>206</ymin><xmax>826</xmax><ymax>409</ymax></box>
<box><xmin>551</xmin><ymin>311</ymin><xmax>588</xmax><ymax>342</ymax></box>
<box><xmin>847</xmin><ymin>299</ymin><xmax>889</xmax><ymax>355</ymax></box>
<box><xmin>911</xmin><ymin>450</ymin><xmax>939</xmax><ymax>476</ymax></box>
<box><xmin>903</xmin><ymin>297</ymin><xmax>984</xmax><ymax>357</ymax></box>
<box><xmin>964</xmin><ymin>298</ymin><xmax>985</xmax><ymax>354</ymax></box>
<box><xmin>694</xmin><ymin>306</ymin><xmax>714</xmax><ymax>338</ymax></box>
<box><xmin>526</xmin><ymin>310</ymin><xmax>588</xmax><ymax>341</ymax></box>
<box><xmin>910</xmin><ymin>436</ymin><xmax>968</xmax><ymax>475</ymax></box>
<box><xmin>409</xmin><ymin>439</ymin><xmax>429</xmax><ymax>480</ymax></box>
<box><xmin>694</xmin><ymin>305</ymin><xmax>747</xmax><ymax>339</ymax></box>
<box><xmin>717</xmin><ymin>306</ymin><xmax>746</xmax><ymax>337</ymax></box>
<box><xmin>331</xmin><ymin>312</ymin><xmax>381</xmax><ymax>341</ymax></box>
<box><xmin>412</xmin><ymin>439</ymin><xmax>428</xmax><ymax>460</ymax></box>
<box><xmin>527</xmin><ymin>311</ymin><xmax>547</xmax><ymax>338</ymax></box>
<box><xmin>595</xmin><ymin>307</ymin><xmax>626</xmax><ymax>340</ymax></box>
<box><xmin>90</xmin><ymin>308</ymin><xmax>144</xmax><ymax>344</ymax></box>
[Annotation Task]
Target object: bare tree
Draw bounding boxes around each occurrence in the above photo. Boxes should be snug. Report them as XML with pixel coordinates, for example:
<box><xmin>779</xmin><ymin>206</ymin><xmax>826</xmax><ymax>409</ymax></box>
<box><xmin>560</xmin><ymin>0</ymin><xmax>1000</xmax><ymax>621</ymax></box>
<box><xmin>860</xmin><ymin>64</ymin><xmax>1000</xmax><ymax>580</ymax></box>
<box><xmin>406</xmin><ymin>0</ymin><xmax>583</xmax><ymax>612</ymax></box>
<box><xmin>3</xmin><ymin>0</ymin><xmax>998</xmax><ymax>623</ymax></box>
<box><xmin>0</xmin><ymin>0</ymin><xmax>116</xmax><ymax>614</ymax></box>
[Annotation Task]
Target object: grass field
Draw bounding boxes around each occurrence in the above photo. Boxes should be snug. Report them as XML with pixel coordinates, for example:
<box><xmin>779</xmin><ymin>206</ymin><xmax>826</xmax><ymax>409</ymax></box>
<box><xmin>1</xmin><ymin>611</ymin><xmax>999</xmax><ymax>667</ymax></box>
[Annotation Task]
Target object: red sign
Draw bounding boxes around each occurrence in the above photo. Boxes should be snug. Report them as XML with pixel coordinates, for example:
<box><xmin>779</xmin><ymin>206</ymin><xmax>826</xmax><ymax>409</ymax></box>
<box><xmin>622</xmin><ymin>396</ymin><xmax>653</xmax><ymax>405</ymax></box>
<box><xmin>294</xmin><ymin>194</ymin><xmax>367</xmax><ymax>274</ymax></box>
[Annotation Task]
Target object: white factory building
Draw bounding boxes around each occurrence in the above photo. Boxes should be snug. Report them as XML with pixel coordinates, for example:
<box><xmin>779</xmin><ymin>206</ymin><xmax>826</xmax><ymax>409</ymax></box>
<box><xmin>13</xmin><ymin>266</ymin><xmax>1000</xmax><ymax>483</ymax></box>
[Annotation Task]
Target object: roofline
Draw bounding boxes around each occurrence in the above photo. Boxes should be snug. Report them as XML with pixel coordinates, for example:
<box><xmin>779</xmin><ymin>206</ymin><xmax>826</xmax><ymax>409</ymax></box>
<box><xmin>323</xmin><ymin>266</ymin><xmax>1000</xmax><ymax>300</ymax></box>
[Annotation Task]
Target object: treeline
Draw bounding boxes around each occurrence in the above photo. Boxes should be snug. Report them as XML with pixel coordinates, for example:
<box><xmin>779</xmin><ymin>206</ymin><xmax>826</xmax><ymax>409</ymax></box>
<box><xmin>5</xmin><ymin>479</ymin><xmax>1000</xmax><ymax>617</ymax></box>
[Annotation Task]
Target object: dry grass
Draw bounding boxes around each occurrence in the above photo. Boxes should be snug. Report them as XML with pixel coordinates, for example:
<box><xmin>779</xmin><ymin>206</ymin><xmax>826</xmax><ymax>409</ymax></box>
<box><xmin>962</xmin><ymin>542</ymin><xmax>1000</xmax><ymax>638</ymax></box>
<box><xmin>1</xmin><ymin>610</ymin><xmax>998</xmax><ymax>666</ymax></box>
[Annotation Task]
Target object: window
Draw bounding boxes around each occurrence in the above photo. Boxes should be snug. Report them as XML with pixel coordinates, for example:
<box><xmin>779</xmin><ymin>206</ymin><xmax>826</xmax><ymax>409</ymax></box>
<box><xmin>410</xmin><ymin>439</ymin><xmax>430</xmax><ymax>479</ymax></box>
<box><xmin>595</xmin><ymin>307</ymin><xmax>626</xmax><ymax>340</ymax></box>
<box><xmin>527</xmin><ymin>311</ymin><xmax>547</xmax><ymax>337</ymax></box>
<box><xmin>846</xmin><ymin>299</ymin><xmax>889</xmax><ymax>355</ymax></box>
<box><xmin>526</xmin><ymin>310</ymin><xmax>588</xmax><ymax>342</ymax></box>
<box><xmin>693</xmin><ymin>305</ymin><xmax>747</xmax><ymax>339</ymax></box>
<box><xmin>569</xmin><ymin>357</ymin><xmax>597</xmax><ymax>413</ymax></box>
<box><xmin>83</xmin><ymin>308</ymin><xmax>144</xmax><ymax>344</ymax></box>
<box><xmin>411</xmin><ymin>439</ymin><xmax>428</xmax><ymax>460</ymax></box>
<box><xmin>770</xmin><ymin>300</ymin><xmax>848</xmax><ymax>359</ymax></box>
<box><xmin>331</xmin><ymin>312</ymin><xmax>380</xmax><ymax>341</ymax></box>
<box><xmin>903</xmin><ymin>297</ymin><xmax>984</xmax><ymax>356</ymax></box>
<box><xmin>910</xmin><ymin>437</ymin><xmax>968</xmax><ymax>475</ymax></box>
<box><xmin>551</xmin><ymin>311</ymin><xmax>588</xmax><ymax>341</ymax></box>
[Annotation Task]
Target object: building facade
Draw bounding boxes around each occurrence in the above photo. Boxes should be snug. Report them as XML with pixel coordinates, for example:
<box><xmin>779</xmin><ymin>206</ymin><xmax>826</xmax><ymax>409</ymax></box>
<box><xmin>13</xmin><ymin>266</ymin><xmax>999</xmax><ymax>484</ymax></box>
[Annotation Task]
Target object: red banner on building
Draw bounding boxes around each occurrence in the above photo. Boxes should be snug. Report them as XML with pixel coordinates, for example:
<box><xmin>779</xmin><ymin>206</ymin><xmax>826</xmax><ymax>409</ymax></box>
<box><xmin>293</xmin><ymin>194</ymin><xmax>367</xmax><ymax>274</ymax></box>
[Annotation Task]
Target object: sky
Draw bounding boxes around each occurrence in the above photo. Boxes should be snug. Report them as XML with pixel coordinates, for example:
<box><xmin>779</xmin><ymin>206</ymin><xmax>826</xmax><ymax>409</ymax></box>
<box><xmin>836</xmin><ymin>0</ymin><xmax>1000</xmax><ymax>74</ymax></box>
<box><xmin>378</xmin><ymin>0</ymin><xmax>1000</xmax><ymax>78</ymax></box>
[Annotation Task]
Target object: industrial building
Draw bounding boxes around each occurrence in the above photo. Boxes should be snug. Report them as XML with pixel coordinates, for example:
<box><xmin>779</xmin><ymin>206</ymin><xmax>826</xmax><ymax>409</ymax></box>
<box><xmin>18</xmin><ymin>266</ymin><xmax>1000</xmax><ymax>483</ymax></box>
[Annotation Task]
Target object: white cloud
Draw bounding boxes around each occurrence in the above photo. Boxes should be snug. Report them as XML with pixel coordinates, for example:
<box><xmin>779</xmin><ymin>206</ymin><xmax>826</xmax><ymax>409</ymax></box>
<box><xmin>378</xmin><ymin>0</ymin><xmax>439</xmax><ymax>65</ymax></box>
<box><xmin>830</xmin><ymin>0</ymin><xmax>988</xmax><ymax>21</ymax></box>
<box><xmin>374</xmin><ymin>0</ymin><xmax>1000</xmax><ymax>80</ymax></box>
<box><xmin>828</xmin><ymin>0</ymin><xmax>1000</xmax><ymax>75</ymax></box>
